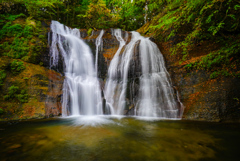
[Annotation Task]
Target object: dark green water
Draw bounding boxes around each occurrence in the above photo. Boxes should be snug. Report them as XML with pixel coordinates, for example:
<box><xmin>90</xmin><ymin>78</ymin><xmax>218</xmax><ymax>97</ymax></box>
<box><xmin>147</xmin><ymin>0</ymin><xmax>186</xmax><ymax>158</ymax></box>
<box><xmin>0</xmin><ymin>116</ymin><xmax>240</xmax><ymax>161</ymax></box>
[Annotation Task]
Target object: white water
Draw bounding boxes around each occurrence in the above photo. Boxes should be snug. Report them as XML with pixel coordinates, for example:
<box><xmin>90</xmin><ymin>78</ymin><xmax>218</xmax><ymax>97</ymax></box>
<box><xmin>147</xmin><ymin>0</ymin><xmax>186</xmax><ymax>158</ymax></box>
<box><xmin>50</xmin><ymin>21</ymin><xmax>103</xmax><ymax>116</ymax></box>
<box><xmin>49</xmin><ymin>22</ymin><xmax>183</xmax><ymax>119</ymax></box>
<box><xmin>95</xmin><ymin>30</ymin><xmax>104</xmax><ymax>73</ymax></box>
<box><xmin>104</xmin><ymin>29</ymin><xmax>128</xmax><ymax>114</ymax></box>
<box><xmin>105</xmin><ymin>31</ymin><xmax>182</xmax><ymax>118</ymax></box>
<box><xmin>135</xmin><ymin>33</ymin><xmax>179</xmax><ymax>118</ymax></box>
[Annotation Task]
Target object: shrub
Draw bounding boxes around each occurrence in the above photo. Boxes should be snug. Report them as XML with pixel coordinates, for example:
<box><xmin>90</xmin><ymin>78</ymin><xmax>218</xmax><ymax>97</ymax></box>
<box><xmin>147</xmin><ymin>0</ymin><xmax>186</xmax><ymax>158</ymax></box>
<box><xmin>17</xmin><ymin>90</ymin><xmax>29</xmax><ymax>103</ymax></box>
<box><xmin>4</xmin><ymin>85</ymin><xmax>19</xmax><ymax>100</ymax></box>
<box><xmin>5</xmin><ymin>13</ymin><xmax>26</xmax><ymax>21</ymax></box>
<box><xmin>4</xmin><ymin>85</ymin><xmax>28</xmax><ymax>103</ymax></box>
<box><xmin>10</xmin><ymin>60</ymin><xmax>26</xmax><ymax>74</ymax></box>
<box><xmin>23</xmin><ymin>25</ymin><xmax>34</xmax><ymax>38</ymax></box>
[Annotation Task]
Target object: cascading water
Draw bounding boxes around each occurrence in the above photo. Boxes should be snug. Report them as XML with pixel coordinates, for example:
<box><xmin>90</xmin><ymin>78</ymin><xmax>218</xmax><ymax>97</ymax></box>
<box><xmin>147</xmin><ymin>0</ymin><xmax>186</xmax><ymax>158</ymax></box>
<box><xmin>135</xmin><ymin>33</ymin><xmax>179</xmax><ymax>118</ymax></box>
<box><xmin>104</xmin><ymin>29</ymin><xmax>128</xmax><ymax>114</ymax></box>
<box><xmin>49</xmin><ymin>21</ymin><xmax>183</xmax><ymax>119</ymax></box>
<box><xmin>50</xmin><ymin>21</ymin><xmax>103</xmax><ymax>116</ymax></box>
<box><xmin>105</xmin><ymin>31</ymin><xmax>183</xmax><ymax>118</ymax></box>
<box><xmin>95</xmin><ymin>30</ymin><xmax>104</xmax><ymax>73</ymax></box>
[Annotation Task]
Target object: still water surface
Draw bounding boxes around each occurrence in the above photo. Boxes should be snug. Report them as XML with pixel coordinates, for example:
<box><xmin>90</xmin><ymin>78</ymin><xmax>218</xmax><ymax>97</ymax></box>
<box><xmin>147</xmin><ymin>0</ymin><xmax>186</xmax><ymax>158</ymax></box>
<box><xmin>0</xmin><ymin>116</ymin><xmax>240</xmax><ymax>161</ymax></box>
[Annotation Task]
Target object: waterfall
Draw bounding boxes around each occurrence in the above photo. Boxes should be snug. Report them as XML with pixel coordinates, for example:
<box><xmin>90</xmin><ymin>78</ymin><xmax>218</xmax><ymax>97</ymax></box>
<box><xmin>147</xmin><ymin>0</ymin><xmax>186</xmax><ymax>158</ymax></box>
<box><xmin>50</xmin><ymin>21</ymin><xmax>103</xmax><ymax>116</ymax></box>
<box><xmin>49</xmin><ymin>21</ymin><xmax>183</xmax><ymax>119</ymax></box>
<box><xmin>104</xmin><ymin>29</ymin><xmax>127</xmax><ymax>114</ymax></box>
<box><xmin>135</xmin><ymin>33</ymin><xmax>179</xmax><ymax>118</ymax></box>
<box><xmin>105</xmin><ymin>31</ymin><xmax>182</xmax><ymax>118</ymax></box>
<box><xmin>95</xmin><ymin>30</ymin><xmax>104</xmax><ymax>74</ymax></box>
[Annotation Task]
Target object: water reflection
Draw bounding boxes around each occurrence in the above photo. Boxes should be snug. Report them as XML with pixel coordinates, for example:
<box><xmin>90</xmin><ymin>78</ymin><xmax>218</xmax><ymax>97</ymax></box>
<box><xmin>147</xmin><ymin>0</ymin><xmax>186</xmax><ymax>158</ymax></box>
<box><xmin>0</xmin><ymin>117</ymin><xmax>240</xmax><ymax>161</ymax></box>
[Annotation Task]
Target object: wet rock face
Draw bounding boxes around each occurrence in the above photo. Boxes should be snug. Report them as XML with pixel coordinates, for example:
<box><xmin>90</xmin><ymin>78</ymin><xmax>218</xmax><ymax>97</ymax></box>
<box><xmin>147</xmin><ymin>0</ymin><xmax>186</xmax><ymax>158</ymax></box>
<box><xmin>80</xmin><ymin>29</ymin><xmax>142</xmax><ymax>114</ymax></box>
<box><xmin>156</xmin><ymin>42</ymin><xmax>240</xmax><ymax>122</ymax></box>
<box><xmin>82</xmin><ymin>29</ymin><xmax>120</xmax><ymax>80</ymax></box>
<box><xmin>45</xmin><ymin>27</ymin><xmax>240</xmax><ymax>122</ymax></box>
<box><xmin>44</xmin><ymin>70</ymin><xmax>64</xmax><ymax>117</ymax></box>
<box><xmin>45</xmin><ymin>32</ymin><xmax>65</xmax><ymax>75</ymax></box>
<box><xmin>27</xmin><ymin>70</ymin><xmax>64</xmax><ymax>118</ymax></box>
<box><xmin>176</xmin><ymin>71</ymin><xmax>240</xmax><ymax>122</ymax></box>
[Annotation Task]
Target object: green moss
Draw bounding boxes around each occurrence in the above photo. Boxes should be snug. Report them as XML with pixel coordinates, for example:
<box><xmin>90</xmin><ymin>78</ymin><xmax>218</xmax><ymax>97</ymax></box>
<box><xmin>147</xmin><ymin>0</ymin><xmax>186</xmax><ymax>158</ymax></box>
<box><xmin>184</xmin><ymin>40</ymin><xmax>240</xmax><ymax>78</ymax></box>
<box><xmin>17</xmin><ymin>90</ymin><xmax>29</xmax><ymax>103</ymax></box>
<box><xmin>4</xmin><ymin>85</ymin><xmax>28</xmax><ymax>103</ymax></box>
<box><xmin>10</xmin><ymin>60</ymin><xmax>26</xmax><ymax>74</ymax></box>
<box><xmin>38</xmin><ymin>35</ymin><xmax>45</xmax><ymax>39</ymax></box>
<box><xmin>30</xmin><ymin>38</ymin><xmax>36</xmax><ymax>43</ymax></box>
<box><xmin>5</xmin><ymin>13</ymin><xmax>26</xmax><ymax>22</ymax></box>
<box><xmin>6</xmin><ymin>37</ymin><xmax>30</xmax><ymax>59</ymax></box>
<box><xmin>0</xmin><ymin>70</ymin><xmax>6</xmax><ymax>86</ymax></box>
<box><xmin>0</xmin><ymin>22</ymin><xmax>23</xmax><ymax>39</ymax></box>
<box><xmin>0</xmin><ymin>108</ymin><xmax>4</xmax><ymax>115</ymax></box>
<box><xmin>23</xmin><ymin>25</ymin><xmax>34</xmax><ymax>38</ymax></box>
<box><xmin>23</xmin><ymin>77</ymin><xmax>30</xmax><ymax>80</ymax></box>
<box><xmin>4</xmin><ymin>85</ymin><xmax>19</xmax><ymax>100</ymax></box>
<box><xmin>0</xmin><ymin>14</ymin><xmax>47</xmax><ymax>61</ymax></box>
<box><xmin>87</xmin><ymin>28</ymin><xmax>93</xmax><ymax>36</ymax></box>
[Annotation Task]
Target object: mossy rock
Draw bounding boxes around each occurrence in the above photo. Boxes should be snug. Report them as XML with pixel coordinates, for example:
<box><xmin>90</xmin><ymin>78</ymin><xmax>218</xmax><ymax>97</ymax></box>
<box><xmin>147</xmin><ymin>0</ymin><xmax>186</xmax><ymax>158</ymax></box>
<box><xmin>0</xmin><ymin>57</ymin><xmax>64</xmax><ymax>121</ymax></box>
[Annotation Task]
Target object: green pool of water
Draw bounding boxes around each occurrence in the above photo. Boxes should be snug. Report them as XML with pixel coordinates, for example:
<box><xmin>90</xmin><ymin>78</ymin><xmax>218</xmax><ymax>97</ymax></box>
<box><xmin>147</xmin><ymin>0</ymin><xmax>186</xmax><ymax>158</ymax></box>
<box><xmin>0</xmin><ymin>116</ymin><xmax>240</xmax><ymax>161</ymax></box>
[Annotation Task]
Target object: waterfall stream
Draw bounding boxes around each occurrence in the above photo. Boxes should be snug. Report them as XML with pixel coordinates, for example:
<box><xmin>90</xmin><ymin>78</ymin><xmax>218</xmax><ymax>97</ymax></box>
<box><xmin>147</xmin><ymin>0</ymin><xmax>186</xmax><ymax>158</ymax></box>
<box><xmin>105</xmin><ymin>31</ymin><xmax>182</xmax><ymax>118</ymax></box>
<box><xmin>104</xmin><ymin>29</ymin><xmax>128</xmax><ymax>115</ymax></box>
<box><xmin>49</xmin><ymin>21</ymin><xmax>183</xmax><ymax>118</ymax></box>
<box><xmin>50</xmin><ymin>21</ymin><xmax>103</xmax><ymax>116</ymax></box>
<box><xmin>95</xmin><ymin>30</ymin><xmax>104</xmax><ymax>74</ymax></box>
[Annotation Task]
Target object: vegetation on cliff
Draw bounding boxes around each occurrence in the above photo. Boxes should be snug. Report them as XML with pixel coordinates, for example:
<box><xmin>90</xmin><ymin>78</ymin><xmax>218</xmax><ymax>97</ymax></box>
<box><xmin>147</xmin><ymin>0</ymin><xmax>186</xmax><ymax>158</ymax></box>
<box><xmin>138</xmin><ymin>0</ymin><xmax>240</xmax><ymax>78</ymax></box>
<box><xmin>0</xmin><ymin>1</ymin><xmax>50</xmax><ymax>120</ymax></box>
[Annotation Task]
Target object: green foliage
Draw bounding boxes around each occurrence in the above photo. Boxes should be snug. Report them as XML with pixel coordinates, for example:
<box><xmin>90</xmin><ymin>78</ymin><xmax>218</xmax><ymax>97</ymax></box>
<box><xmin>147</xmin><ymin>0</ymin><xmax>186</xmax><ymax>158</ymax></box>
<box><xmin>142</xmin><ymin>0</ymin><xmax>240</xmax><ymax>58</ymax></box>
<box><xmin>0</xmin><ymin>22</ymin><xmax>22</xmax><ymax>39</ymax></box>
<box><xmin>17</xmin><ymin>90</ymin><xmax>29</xmax><ymax>103</ymax></box>
<box><xmin>0</xmin><ymin>108</ymin><xmax>4</xmax><ymax>114</ymax></box>
<box><xmin>137</xmin><ymin>0</ymin><xmax>240</xmax><ymax>79</ymax></box>
<box><xmin>7</xmin><ymin>85</ymin><xmax>19</xmax><ymax>98</ymax></box>
<box><xmin>184</xmin><ymin>63</ymin><xmax>194</xmax><ymax>70</ymax></box>
<box><xmin>210</xmin><ymin>71</ymin><xmax>220</xmax><ymax>79</ymax></box>
<box><xmin>0</xmin><ymin>13</ymin><xmax>47</xmax><ymax>62</ymax></box>
<box><xmin>87</xmin><ymin>28</ymin><xmax>93</xmax><ymax>36</ymax></box>
<box><xmin>38</xmin><ymin>35</ymin><xmax>45</xmax><ymax>39</ymax></box>
<box><xmin>10</xmin><ymin>60</ymin><xmax>26</xmax><ymax>74</ymax></box>
<box><xmin>0</xmin><ymin>13</ymin><xmax>26</xmax><ymax>26</ymax></box>
<box><xmin>1</xmin><ymin>0</ymin><xmax>148</xmax><ymax>30</ymax></box>
<box><xmin>79</xmin><ymin>0</ymin><xmax>121</xmax><ymax>29</ymax></box>
<box><xmin>107</xmin><ymin>0</ymin><xmax>146</xmax><ymax>30</ymax></box>
<box><xmin>0</xmin><ymin>16</ymin><xmax>33</xmax><ymax>59</ymax></box>
<box><xmin>5</xmin><ymin>13</ymin><xmax>26</xmax><ymax>21</ymax></box>
<box><xmin>23</xmin><ymin>25</ymin><xmax>34</xmax><ymax>38</ymax></box>
<box><xmin>0</xmin><ymin>70</ymin><xmax>6</xmax><ymax>86</ymax></box>
<box><xmin>6</xmin><ymin>37</ymin><xmax>29</xmax><ymax>59</ymax></box>
<box><xmin>184</xmin><ymin>39</ymin><xmax>240</xmax><ymax>78</ymax></box>
<box><xmin>4</xmin><ymin>85</ymin><xmax>28</xmax><ymax>103</ymax></box>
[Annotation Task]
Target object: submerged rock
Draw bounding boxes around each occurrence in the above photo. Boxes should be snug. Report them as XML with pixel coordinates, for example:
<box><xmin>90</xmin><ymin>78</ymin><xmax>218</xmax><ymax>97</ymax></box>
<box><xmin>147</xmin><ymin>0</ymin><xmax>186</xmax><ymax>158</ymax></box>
<box><xmin>8</xmin><ymin>144</ymin><xmax>22</xmax><ymax>149</ymax></box>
